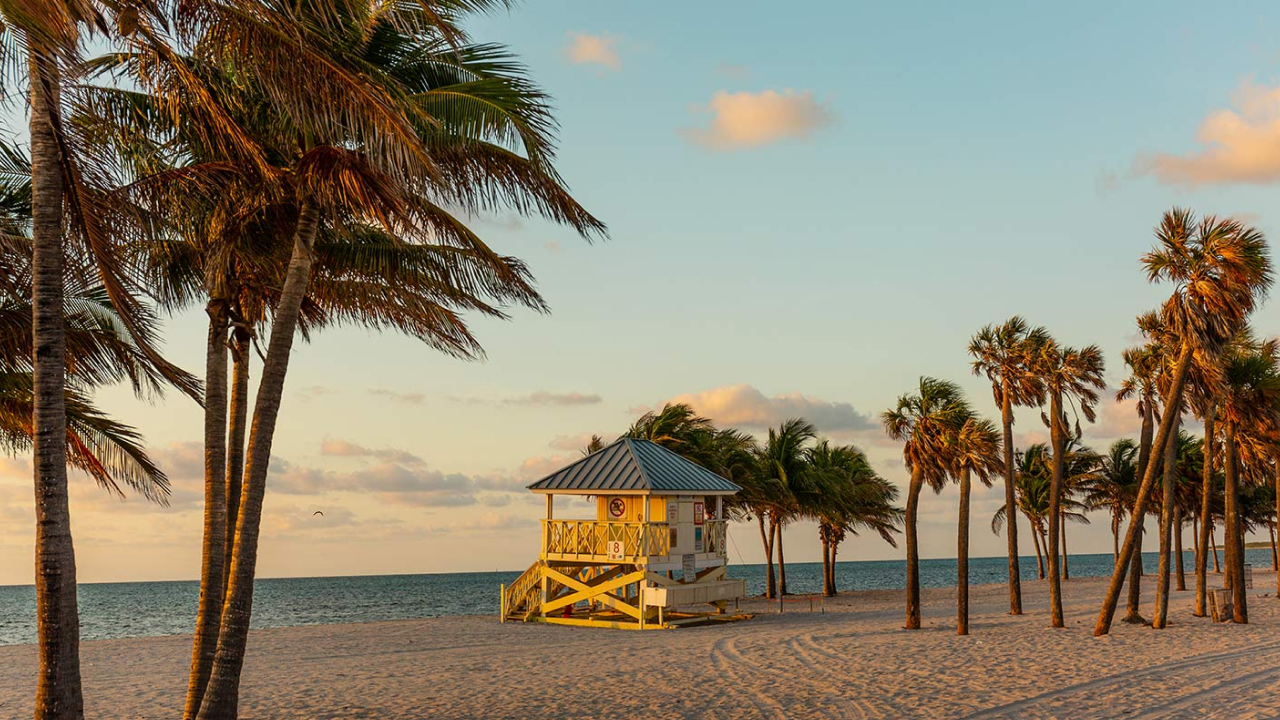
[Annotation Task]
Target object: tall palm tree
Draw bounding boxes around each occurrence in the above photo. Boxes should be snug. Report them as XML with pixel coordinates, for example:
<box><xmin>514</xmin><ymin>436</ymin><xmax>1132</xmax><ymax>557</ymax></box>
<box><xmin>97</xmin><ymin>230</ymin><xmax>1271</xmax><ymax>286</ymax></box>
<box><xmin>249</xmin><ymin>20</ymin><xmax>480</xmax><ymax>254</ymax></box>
<box><xmin>1114</xmin><ymin>343</ymin><xmax>1162</xmax><ymax>623</ymax></box>
<box><xmin>883</xmin><ymin>376</ymin><xmax>970</xmax><ymax>629</ymax></box>
<box><xmin>945</xmin><ymin>416</ymin><xmax>1001</xmax><ymax>635</ymax></box>
<box><xmin>1032</xmin><ymin>339</ymin><xmax>1105</xmax><ymax>628</ymax></box>
<box><xmin>129</xmin><ymin>4</ymin><xmax>605</xmax><ymax>717</ymax></box>
<box><xmin>969</xmin><ymin>316</ymin><xmax>1049</xmax><ymax>615</ymax></box>
<box><xmin>1216</xmin><ymin>337</ymin><xmax>1280</xmax><ymax>623</ymax></box>
<box><xmin>1097</xmin><ymin>209</ymin><xmax>1272</xmax><ymax>636</ymax></box>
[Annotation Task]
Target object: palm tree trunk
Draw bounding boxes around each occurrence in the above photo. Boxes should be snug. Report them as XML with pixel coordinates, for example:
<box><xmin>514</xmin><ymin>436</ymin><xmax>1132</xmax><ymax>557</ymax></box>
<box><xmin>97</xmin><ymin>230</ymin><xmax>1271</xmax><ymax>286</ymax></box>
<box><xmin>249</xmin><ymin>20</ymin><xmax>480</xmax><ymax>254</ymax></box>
<box><xmin>29</xmin><ymin>47</ymin><xmax>85</xmax><ymax>720</ymax></box>
<box><xmin>183</xmin><ymin>301</ymin><xmax>230</xmax><ymax>719</ymax></box>
<box><xmin>904</xmin><ymin>467</ymin><xmax>924</xmax><ymax>629</ymax></box>
<box><xmin>1096</xmin><ymin>345</ymin><xmax>1192</xmax><ymax>635</ymax></box>
<box><xmin>1123</xmin><ymin>522</ymin><xmax>1144</xmax><ymax>624</ymax></box>
<box><xmin>1047</xmin><ymin>391</ymin><xmax>1065</xmax><ymax>628</ymax></box>
<box><xmin>1270</xmin><ymin>526</ymin><xmax>1277</xmax><ymax>572</ymax></box>
<box><xmin>1031</xmin><ymin>522</ymin><xmax>1045</xmax><ymax>578</ymax></box>
<box><xmin>197</xmin><ymin>202</ymin><xmax>321</xmax><ymax>720</ymax></box>
<box><xmin>776</xmin><ymin>520</ymin><xmax>788</xmax><ymax>596</ymax></box>
<box><xmin>1112</xmin><ymin>513</ymin><xmax>1120</xmax><ymax>562</ymax></box>
<box><xmin>1175</xmin><ymin>505</ymin><xmax>1186</xmax><ymax>592</ymax></box>
<box><xmin>958</xmin><ymin>469</ymin><xmax>971</xmax><ymax>636</ymax></box>
<box><xmin>1212</xmin><ymin>529</ymin><xmax>1220</xmax><ymax>573</ymax></box>
<box><xmin>1224</xmin><ymin>422</ymin><xmax>1247</xmax><ymax>624</ymax></box>
<box><xmin>830</xmin><ymin>540</ymin><xmax>840</xmax><ymax>595</ymax></box>
<box><xmin>223</xmin><ymin>327</ymin><xmax>251</xmax><ymax>589</ymax></box>
<box><xmin>1061</xmin><ymin>514</ymin><xmax>1070</xmax><ymax>581</ymax></box>
<box><xmin>820</xmin><ymin>534</ymin><xmax>832</xmax><ymax>597</ymax></box>
<box><xmin>757</xmin><ymin>514</ymin><xmax>775</xmax><ymax>599</ymax></box>
<box><xmin>999</xmin><ymin>388</ymin><xmax>1022</xmax><ymax>615</ymax></box>
<box><xmin>1154</xmin><ymin>412</ymin><xmax>1179</xmax><ymax>629</ymax></box>
<box><xmin>1275</xmin><ymin>470</ymin><xmax>1280</xmax><ymax>596</ymax></box>
<box><xmin>1195</xmin><ymin>407</ymin><xmax>1215</xmax><ymax>617</ymax></box>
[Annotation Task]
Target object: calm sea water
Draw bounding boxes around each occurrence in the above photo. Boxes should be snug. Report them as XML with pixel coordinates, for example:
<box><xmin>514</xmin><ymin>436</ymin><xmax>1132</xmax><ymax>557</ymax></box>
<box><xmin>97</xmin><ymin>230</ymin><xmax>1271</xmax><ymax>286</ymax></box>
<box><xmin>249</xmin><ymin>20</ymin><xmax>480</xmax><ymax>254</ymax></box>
<box><xmin>1</xmin><ymin>549</ymin><xmax>1272</xmax><ymax>646</ymax></box>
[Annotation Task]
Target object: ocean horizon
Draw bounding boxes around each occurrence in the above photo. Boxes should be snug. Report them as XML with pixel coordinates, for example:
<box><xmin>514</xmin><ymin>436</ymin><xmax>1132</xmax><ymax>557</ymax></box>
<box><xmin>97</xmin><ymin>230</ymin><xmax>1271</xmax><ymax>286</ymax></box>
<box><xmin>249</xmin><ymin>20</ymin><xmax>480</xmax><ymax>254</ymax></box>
<box><xmin>1</xmin><ymin>548</ymin><xmax>1270</xmax><ymax>646</ymax></box>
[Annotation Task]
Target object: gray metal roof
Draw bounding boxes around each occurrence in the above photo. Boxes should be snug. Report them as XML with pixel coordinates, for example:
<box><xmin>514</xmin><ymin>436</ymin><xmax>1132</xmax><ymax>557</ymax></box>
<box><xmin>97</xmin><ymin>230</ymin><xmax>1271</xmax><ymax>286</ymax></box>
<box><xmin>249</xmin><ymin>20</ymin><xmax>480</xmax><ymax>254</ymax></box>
<box><xmin>527</xmin><ymin>438</ymin><xmax>741</xmax><ymax>495</ymax></box>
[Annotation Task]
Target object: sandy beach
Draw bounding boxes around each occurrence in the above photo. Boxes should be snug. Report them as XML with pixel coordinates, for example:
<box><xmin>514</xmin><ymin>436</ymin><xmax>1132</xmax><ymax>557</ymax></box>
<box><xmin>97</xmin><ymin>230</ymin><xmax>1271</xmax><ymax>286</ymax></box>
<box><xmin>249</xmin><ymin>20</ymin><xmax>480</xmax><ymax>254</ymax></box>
<box><xmin>4</xmin><ymin>571</ymin><xmax>1280</xmax><ymax>719</ymax></box>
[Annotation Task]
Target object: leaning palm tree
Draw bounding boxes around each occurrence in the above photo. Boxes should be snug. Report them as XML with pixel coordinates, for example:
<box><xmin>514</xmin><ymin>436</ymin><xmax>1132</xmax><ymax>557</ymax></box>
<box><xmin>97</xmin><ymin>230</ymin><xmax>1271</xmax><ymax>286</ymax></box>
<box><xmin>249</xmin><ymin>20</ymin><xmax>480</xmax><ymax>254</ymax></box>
<box><xmin>883</xmin><ymin>376</ymin><xmax>970</xmax><ymax>629</ymax></box>
<box><xmin>945</xmin><ymin>416</ymin><xmax>1001</xmax><ymax>635</ymax></box>
<box><xmin>1097</xmin><ymin>209</ymin><xmax>1272</xmax><ymax>636</ymax></box>
<box><xmin>1031</xmin><ymin>339</ymin><xmax>1105</xmax><ymax>628</ymax></box>
<box><xmin>626</xmin><ymin>403</ymin><xmax>717</xmax><ymax>464</ymax></box>
<box><xmin>1114</xmin><ymin>343</ymin><xmax>1162</xmax><ymax>622</ymax></box>
<box><xmin>969</xmin><ymin>316</ymin><xmax>1049</xmax><ymax>615</ymax></box>
<box><xmin>806</xmin><ymin>439</ymin><xmax>902</xmax><ymax>596</ymax></box>
<box><xmin>130</xmin><ymin>5</ymin><xmax>606</xmax><ymax>717</ymax></box>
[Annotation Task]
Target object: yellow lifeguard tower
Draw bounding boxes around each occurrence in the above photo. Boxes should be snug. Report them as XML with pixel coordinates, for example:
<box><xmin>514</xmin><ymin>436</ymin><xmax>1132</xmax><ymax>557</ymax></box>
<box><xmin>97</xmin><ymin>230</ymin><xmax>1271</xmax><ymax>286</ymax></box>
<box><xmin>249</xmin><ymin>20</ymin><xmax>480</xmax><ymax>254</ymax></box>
<box><xmin>500</xmin><ymin>438</ymin><xmax>747</xmax><ymax>629</ymax></box>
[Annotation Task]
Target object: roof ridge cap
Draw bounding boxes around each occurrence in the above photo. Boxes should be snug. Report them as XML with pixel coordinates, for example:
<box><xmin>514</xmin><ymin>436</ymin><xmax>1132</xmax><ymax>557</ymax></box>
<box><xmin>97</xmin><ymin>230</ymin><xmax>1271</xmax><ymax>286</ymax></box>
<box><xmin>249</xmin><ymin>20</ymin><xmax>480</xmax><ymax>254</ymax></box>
<box><xmin>623</xmin><ymin>438</ymin><xmax>654</xmax><ymax>491</ymax></box>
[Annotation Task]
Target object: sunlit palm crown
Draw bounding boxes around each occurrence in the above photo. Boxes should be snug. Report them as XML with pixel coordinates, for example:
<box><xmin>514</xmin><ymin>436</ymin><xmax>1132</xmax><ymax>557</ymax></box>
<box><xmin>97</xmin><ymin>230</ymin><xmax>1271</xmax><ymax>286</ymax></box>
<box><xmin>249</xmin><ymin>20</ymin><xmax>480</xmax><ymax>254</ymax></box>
<box><xmin>1031</xmin><ymin>339</ymin><xmax>1106</xmax><ymax>425</ymax></box>
<box><xmin>968</xmin><ymin>315</ymin><xmax>1050</xmax><ymax>409</ymax></box>
<box><xmin>882</xmin><ymin>376</ymin><xmax>972</xmax><ymax>491</ymax></box>
<box><xmin>944</xmin><ymin>416</ymin><xmax>1002</xmax><ymax>486</ymax></box>
<box><xmin>1142</xmin><ymin>208</ymin><xmax>1273</xmax><ymax>357</ymax></box>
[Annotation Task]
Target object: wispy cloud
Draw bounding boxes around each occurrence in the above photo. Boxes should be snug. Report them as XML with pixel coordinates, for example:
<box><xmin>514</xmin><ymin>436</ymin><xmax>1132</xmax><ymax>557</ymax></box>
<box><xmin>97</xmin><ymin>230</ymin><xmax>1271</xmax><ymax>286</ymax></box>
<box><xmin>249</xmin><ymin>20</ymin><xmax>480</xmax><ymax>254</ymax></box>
<box><xmin>369</xmin><ymin>388</ymin><xmax>426</xmax><ymax>405</ymax></box>
<box><xmin>450</xmin><ymin>391</ymin><xmax>602</xmax><ymax>407</ymax></box>
<box><xmin>504</xmin><ymin>391</ymin><xmax>601</xmax><ymax>407</ymax></box>
<box><xmin>682</xmin><ymin>89</ymin><xmax>834</xmax><ymax>150</ymax></box>
<box><xmin>564</xmin><ymin>32</ymin><xmax>620</xmax><ymax>70</ymax></box>
<box><xmin>1136</xmin><ymin>80</ymin><xmax>1280</xmax><ymax>186</ymax></box>
<box><xmin>320</xmin><ymin>438</ymin><xmax>424</xmax><ymax>465</ymax></box>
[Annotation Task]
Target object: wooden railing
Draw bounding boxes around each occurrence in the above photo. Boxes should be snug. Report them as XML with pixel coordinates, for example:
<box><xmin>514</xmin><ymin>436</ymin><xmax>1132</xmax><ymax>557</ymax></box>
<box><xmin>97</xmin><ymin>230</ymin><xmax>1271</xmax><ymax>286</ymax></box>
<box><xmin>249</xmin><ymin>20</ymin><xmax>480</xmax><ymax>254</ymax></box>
<box><xmin>542</xmin><ymin>520</ymin><xmax>670</xmax><ymax>561</ymax></box>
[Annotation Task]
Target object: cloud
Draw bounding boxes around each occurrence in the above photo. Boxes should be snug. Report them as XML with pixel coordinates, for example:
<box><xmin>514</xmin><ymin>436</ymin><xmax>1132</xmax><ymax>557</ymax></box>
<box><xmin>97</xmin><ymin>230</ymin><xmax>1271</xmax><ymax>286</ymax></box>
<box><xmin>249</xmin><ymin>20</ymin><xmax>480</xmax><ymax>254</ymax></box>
<box><xmin>661</xmin><ymin>383</ymin><xmax>876</xmax><ymax>432</ymax></box>
<box><xmin>564</xmin><ymin>32</ymin><xmax>620</xmax><ymax>70</ymax></box>
<box><xmin>268</xmin><ymin>456</ymin><xmax>531</xmax><ymax>507</ymax></box>
<box><xmin>369</xmin><ymin>388</ymin><xmax>426</xmax><ymax>405</ymax></box>
<box><xmin>320</xmin><ymin>438</ymin><xmax>423</xmax><ymax>465</ymax></box>
<box><xmin>450</xmin><ymin>391</ymin><xmax>602</xmax><ymax>407</ymax></box>
<box><xmin>296</xmin><ymin>385</ymin><xmax>332</xmax><ymax>401</ymax></box>
<box><xmin>1088</xmin><ymin>398</ymin><xmax>1144</xmax><ymax>441</ymax></box>
<box><xmin>504</xmin><ymin>392</ymin><xmax>601</xmax><ymax>407</ymax></box>
<box><xmin>1136</xmin><ymin>80</ymin><xmax>1280</xmax><ymax>186</ymax></box>
<box><xmin>682</xmin><ymin>89</ymin><xmax>834</xmax><ymax>150</ymax></box>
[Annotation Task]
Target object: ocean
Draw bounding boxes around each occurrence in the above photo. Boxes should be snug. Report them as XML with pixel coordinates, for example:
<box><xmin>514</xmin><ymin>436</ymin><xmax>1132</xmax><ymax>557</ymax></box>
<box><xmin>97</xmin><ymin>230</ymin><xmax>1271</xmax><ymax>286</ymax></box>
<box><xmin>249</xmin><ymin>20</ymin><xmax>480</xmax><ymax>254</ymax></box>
<box><xmin>1</xmin><ymin>548</ymin><xmax>1272</xmax><ymax>646</ymax></box>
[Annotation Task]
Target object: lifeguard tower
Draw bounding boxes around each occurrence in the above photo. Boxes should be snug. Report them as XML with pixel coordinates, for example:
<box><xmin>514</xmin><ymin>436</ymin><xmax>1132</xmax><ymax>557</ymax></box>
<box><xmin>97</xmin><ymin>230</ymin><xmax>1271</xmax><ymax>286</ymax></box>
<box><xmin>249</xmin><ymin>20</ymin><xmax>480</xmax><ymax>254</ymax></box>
<box><xmin>500</xmin><ymin>438</ymin><xmax>747</xmax><ymax>629</ymax></box>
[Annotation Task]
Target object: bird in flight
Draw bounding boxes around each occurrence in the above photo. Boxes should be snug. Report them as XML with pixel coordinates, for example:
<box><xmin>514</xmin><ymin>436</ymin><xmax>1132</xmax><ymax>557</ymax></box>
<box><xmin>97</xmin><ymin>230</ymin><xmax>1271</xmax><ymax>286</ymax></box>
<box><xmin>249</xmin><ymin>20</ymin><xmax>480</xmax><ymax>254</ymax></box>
<box><xmin>313</xmin><ymin>511</ymin><xmax>324</xmax><ymax>517</ymax></box>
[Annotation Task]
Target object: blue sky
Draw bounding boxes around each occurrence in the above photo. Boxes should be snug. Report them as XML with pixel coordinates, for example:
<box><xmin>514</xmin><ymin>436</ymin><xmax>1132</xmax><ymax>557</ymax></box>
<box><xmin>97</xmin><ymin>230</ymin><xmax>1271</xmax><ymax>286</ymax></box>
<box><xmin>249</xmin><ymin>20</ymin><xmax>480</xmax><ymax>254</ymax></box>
<box><xmin>4</xmin><ymin>1</ymin><xmax>1280</xmax><ymax>583</ymax></box>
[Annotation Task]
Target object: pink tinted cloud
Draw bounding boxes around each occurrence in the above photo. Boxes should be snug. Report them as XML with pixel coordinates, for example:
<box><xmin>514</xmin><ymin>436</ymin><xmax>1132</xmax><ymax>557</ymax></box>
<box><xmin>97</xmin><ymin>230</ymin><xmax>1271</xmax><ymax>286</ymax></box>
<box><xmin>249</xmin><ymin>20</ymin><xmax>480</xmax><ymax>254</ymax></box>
<box><xmin>662</xmin><ymin>383</ymin><xmax>874</xmax><ymax>432</ymax></box>
<box><xmin>683</xmin><ymin>89</ymin><xmax>834</xmax><ymax>150</ymax></box>
<box><xmin>1137</xmin><ymin>80</ymin><xmax>1280</xmax><ymax>186</ymax></box>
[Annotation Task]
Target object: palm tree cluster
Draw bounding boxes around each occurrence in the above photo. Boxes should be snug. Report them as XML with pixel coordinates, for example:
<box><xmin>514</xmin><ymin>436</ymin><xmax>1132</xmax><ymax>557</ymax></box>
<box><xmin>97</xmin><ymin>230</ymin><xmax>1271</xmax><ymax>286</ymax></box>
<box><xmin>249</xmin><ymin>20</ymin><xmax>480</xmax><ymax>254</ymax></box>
<box><xmin>5</xmin><ymin>1</ymin><xmax>603</xmax><ymax>718</ymax></box>
<box><xmin>614</xmin><ymin>404</ymin><xmax>903</xmax><ymax>600</ymax></box>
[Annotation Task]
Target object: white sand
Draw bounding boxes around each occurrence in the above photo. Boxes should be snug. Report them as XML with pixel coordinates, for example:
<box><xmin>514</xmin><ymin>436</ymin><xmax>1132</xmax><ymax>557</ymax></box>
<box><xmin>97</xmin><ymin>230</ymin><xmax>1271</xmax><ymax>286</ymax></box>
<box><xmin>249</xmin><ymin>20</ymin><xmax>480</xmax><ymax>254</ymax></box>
<box><xmin>4</xmin><ymin>571</ymin><xmax>1280</xmax><ymax>719</ymax></box>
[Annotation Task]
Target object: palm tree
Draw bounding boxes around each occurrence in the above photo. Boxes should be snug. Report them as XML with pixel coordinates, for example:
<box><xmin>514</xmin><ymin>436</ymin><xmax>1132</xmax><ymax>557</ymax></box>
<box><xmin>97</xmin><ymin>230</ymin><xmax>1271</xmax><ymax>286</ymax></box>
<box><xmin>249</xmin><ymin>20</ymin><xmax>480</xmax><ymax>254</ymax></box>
<box><xmin>1216</xmin><ymin>337</ymin><xmax>1280</xmax><ymax>623</ymax></box>
<box><xmin>806</xmin><ymin>440</ymin><xmax>901</xmax><ymax>596</ymax></box>
<box><xmin>626</xmin><ymin>403</ymin><xmax>717</xmax><ymax>464</ymax></box>
<box><xmin>1083</xmin><ymin>439</ymin><xmax>1139</xmax><ymax>560</ymax></box>
<box><xmin>1115</xmin><ymin>344</ymin><xmax>1162</xmax><ymax>623</ymax></box>
<box><xmin>1097</xmin><ymin>209</ymin><xmax>1272</xmax><ymax>636</ymax></box>
<box><xmin>883</xmin><ymin>376</ymin><xmax>970</xmax><ymax>629</ymax></box>
<box><xmin>994</xmin><ymin>447</ymin><xmax>1052</xmax><ymax>578</ymax></box>
<box><xmin>133</xmin><ymin>5</ymin><xmax>606</xmax><ymax>716</ymax></box>
<box><xmin>756</xmin><ymin>418</ymin><xmax>819</xmax><ymax>596</ymax></box>
<box><xmin>969</xmin><ymin>316</ymin><xmax>1049</xmax><ymax>615</ymax></box>
<box><xmin>1032</xmin><ymin>339</ymin><xmax>1105</xmax><ymax>628</ymax></box>
<box><xmin>945</xmin><ymin>416</ymin><xmax>1001</xmax><ymax>635</ymax></box>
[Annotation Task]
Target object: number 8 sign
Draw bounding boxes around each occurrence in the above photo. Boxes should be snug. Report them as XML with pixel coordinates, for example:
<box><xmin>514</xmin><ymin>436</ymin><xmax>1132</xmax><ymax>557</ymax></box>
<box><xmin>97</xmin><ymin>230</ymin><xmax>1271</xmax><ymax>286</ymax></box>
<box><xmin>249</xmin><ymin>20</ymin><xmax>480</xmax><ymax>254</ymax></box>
<box><xmin>607</xmin><ymin>539</ymin><xmax>625</xmax><ymax>561</ymax></box>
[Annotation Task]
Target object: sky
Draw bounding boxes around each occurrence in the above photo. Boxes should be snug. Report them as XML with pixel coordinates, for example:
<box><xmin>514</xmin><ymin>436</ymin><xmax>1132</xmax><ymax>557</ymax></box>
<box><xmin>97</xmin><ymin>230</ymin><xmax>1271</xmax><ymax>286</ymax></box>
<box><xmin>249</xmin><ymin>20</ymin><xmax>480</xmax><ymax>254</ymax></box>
<box><xmin>5</xmin><ymin>0</ymin><xmax>1280</xmax><ymax>584</ymax></box>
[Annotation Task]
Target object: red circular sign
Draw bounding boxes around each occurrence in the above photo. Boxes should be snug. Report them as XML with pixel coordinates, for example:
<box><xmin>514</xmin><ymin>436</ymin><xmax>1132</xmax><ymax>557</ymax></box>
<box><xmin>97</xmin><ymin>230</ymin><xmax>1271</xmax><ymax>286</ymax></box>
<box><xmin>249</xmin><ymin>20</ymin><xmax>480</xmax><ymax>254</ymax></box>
<box><xmin>608</xmin><ymin>498</ymin><xmax>626</xmax><ymax>518</ymax></box>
